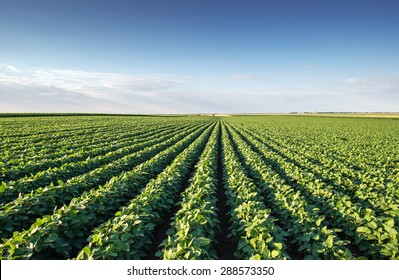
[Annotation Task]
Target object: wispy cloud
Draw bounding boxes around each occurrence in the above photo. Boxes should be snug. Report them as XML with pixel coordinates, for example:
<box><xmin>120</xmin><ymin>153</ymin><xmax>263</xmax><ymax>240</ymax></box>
<box><xmin>29</xmin><ymin>69</ymin><xmax>183</xmax><ymax>98</ymax></box>
<box><xmin>0</xmin><ymin>63</ymin><xmax>21</xmax><ymax>73</ymax></box>
<box><xmin>0</xmin><ymin>65</ymin><xmax>187</xmax><ymax>113</ymax></box>
<box><xmin>345</xmin><ymin>76</ymin><xmax>399</xmax><ymax>94</ymax></box>
<box><xmin>0</xmin><ymin>63</ymin><xmax>398</xmax><ymax>113</ymax></box>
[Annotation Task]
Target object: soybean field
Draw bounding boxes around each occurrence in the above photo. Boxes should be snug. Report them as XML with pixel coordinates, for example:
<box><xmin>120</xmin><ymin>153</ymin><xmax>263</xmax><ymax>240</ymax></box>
<box><xmin>0</xmin><ymin>114</ymin><xmax>398</xmax><ymax>260</ymax></box>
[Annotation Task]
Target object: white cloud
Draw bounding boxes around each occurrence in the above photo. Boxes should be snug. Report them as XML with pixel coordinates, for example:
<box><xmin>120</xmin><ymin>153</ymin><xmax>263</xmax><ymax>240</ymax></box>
<box><xmin>0</xmin><ymin>63</ymin><xmax>21</xmax><ymax>73</ymax></box>
<box><xmin>0</xmin><ymin>63</ymin><xmax>398</xmax><ymax>113</ymax></box>
<box><xmin>0</xmin><ymin>65</ymin><xmax>188</xmax><ymax>113</ymax></box>
<box><xmin>29</xmin><ymin>69</ymin><xmax>183</xmax><ymax>97</ymax></box>
<box><xmin>346</xmin><ymin>78</ymin><xmax>360</xmax><ymax>83</ymax></box>
<box><xmin>345</xmin><ymin>76</ymin><xmax>399</xmax><ymax>95</ymax></box>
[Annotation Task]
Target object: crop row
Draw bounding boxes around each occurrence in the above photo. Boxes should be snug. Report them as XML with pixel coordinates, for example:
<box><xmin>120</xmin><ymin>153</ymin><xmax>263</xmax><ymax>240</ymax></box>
<box><xmin>229</xmin><ymin>124</ymin><xmax>398</xmax><ymax>259</ymax></box>
<box><xmin>1</xmin><ymin>122</ymin><xmax>194</xmax><ymax>181</ymax></box>
<box><xmin>76</xmin><ymin>123</ymin><xmax>216</xmax><ymax>259</ymax></box>
<box><xmin>159</xmin><ymin>123</ymin><xmax>220</xmax><ymax>259</ymax></box>
<box><xmin>0</xmin><ymin>115</ymin><xmax>397</xmax><ymax>260</ymax></box>
<box><xmin>1</xmin><ymin>123</ymin><xmax>190</xmax><ymax>182</ymax></box>
<box><xmin>0</xmin><ymin>121</ymin><xmax>215</xmax><ymax>259</ymax></box>
<box><xmin>0</xmin><ymin>122</ymin><xmax>195</xmax><ymax>202</ymax></box>
<box><xmin>225</xmin><ymin>123</ymin><xmax>355</xmax><ymax>259</ymax></box>
<box><xmin>0</xmin><ymin>123</ymin><xmax>210</xmax><ymax>240</ymax></box>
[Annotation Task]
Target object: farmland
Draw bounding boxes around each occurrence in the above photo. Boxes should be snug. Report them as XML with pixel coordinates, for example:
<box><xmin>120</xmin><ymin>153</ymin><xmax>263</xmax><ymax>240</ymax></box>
<box><xmin>0</xmin><ymin>114</ymin><xmax>398</xmax><ymax>260</ymax></box>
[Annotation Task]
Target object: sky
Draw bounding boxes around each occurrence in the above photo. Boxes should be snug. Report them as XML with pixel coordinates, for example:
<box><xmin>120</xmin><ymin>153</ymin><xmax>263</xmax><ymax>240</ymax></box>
<box><xmin>1</xmin><ymin>0</ymin><xmax>398</xmax><ymax>113</ymax></box>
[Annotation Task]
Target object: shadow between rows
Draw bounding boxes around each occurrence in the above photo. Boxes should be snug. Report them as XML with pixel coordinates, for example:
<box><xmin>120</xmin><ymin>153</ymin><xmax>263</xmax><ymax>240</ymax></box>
<box><xmin>244</xmin><ymin>127</ymin><xmax>397</xmax><ymax>202</ymax></box>
<box><xmin>238</xmin><ymin>127</ymin><xmax>389</xmax><ymax>219</ymax></box>
<box><xmin>225</xmin><ymin>126</ymin><xmax>365</xmax><ymax>258</ymax></box>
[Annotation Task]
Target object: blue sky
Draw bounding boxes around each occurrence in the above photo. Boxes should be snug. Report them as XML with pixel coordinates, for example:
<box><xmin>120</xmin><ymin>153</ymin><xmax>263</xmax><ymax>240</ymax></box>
<box><xmin>1</xmin><ymin>0</ymin><xmax>398</xmax><ymax>113</ymax></box>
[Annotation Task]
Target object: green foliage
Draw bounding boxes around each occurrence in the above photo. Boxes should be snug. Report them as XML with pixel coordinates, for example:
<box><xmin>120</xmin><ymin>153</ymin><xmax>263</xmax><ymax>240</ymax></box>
<box><xmin>220</xmin><ymin>124</ymin><xmax>288</xmax><ymax>260</ymax></box>
<box><xmin>0</xmin><ymin>121</ymin><xmax>213</xmax><ymax>259</ymax></box>
<box><xmin>76</xmin><ymin>124</ymin><xmax>215</xmax><ymax>259</ymax></box>
<box><xmin>160</xmin><ymin>125</ymin><xmax>220</xmax><ymax>260</ymax></box>
<box><xmin>0</xmin><ymin>124</ymin><xmax>200</xmax><ymax>239</ymax></box>
<box><xmin>0</xmin><ymin>115</ymin><xmax>398</xmax><ymax>260</ymax></box>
